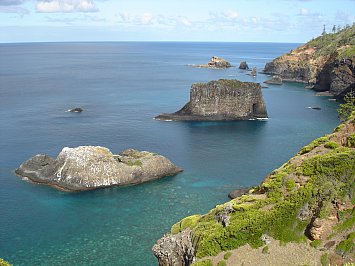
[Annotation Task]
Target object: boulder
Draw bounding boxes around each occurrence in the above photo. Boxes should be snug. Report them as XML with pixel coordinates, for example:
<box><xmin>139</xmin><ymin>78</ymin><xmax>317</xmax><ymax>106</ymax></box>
<box><xmin>239</xmin><ymin>61</ymin><xmax>249</xmax><ymax>70</ymax></box>
<box><xmin>155</xmin><ymin>79</ymin><xmax>268</xmax><ymax>121</ymax></box>
<box><xmin>264</xmin><ymin>75</ymin><xmax>283</xmax><ymax>85</ymax></box>
<box><xmin>15</xmin><ymin>146</ymin><xmax>183</xmax><ymax>191</ymax></box>
<box><xmin>228</xmin><ymin>188</ymin><xmax>250</xmax><ymax>199</ymax></box>
<box><xmin>251</xmin><ymin>67</ymin><xmax>257</xmax><ymax>76</ymax></box>
<box><xmin>152</xmin><ymin>229</ymin><xmax>196</xmax><ymax>266</ymax></box>
<box><xmin>68</xmin><ymin>107</ymin><xmax>83</xmax><ymax>113</ymax></box>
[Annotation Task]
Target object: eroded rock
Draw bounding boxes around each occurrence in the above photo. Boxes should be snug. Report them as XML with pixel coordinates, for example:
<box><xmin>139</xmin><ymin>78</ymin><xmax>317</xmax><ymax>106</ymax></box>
<box><xmin>15</xmin><ymin>146</ymin><xmax>183</xmax><ymax>191</ymax></box>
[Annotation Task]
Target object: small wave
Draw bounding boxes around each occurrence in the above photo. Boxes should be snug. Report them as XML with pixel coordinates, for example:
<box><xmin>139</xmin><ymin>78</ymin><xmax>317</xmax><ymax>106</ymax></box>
<box><xmin>257</xmin><ymin>118</ymin><xmax>269</xmax><ymax>121</ymax></box>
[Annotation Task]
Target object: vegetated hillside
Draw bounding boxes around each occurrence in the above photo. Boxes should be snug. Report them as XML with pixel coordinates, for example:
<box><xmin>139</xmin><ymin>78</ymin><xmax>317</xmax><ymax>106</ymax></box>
<box><xmin>153</xmin><ymin>113</ymin><xmax>355</xmax><ymax>266</ymax></box>
<box><xmin>264</xmin><ymin>25</ymin><xmax>355</xmax><ymax>98</ymax></box>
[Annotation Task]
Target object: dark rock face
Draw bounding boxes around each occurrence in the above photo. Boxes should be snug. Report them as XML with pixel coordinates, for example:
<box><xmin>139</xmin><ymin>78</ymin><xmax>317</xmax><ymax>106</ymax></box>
<box><xmin>264</xmin><ymin>75</ymin><xmax>283</xmax><ymax>85</ymax></box>
<box><xmin>264</xmin><ymin>53</ymin><xmax>354</xmax><ymax>98</ymax></box>
<box><xmin>155</xmin><ymin>79</ymin><xmax>268</xmax><ymax>121</ymax></box>
<box><xmin>152</xmin><ymin>229</ymin><xmax>196</xmax><ymax>266</ymax></box>
<box><xmin>239</xmin><ymin>61</ymin><xmax>249</xmax><ymax>70</ymax></box>
<box><xmin>228</xmin><ymin>188</ymin><xmax>250</xmax><ymax>199</ymax></box>
<box><xmin>15</xmin><ymin>146</ymin><xmax>183</xmax><ymax>191</ymax></box>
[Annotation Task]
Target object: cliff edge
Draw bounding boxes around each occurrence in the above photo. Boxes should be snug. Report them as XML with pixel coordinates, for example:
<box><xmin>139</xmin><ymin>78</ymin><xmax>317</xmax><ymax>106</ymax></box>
<box><xmin>153</xmin><ymin>113</ymin><xmax>355</xmax><ymax>266</ymax></box>
<box><xmin>155</xmin><ymin>79</ymin><xmax>268</xmax><ymax>121</ymax></box>
<box><xmin>264</xmin><ymin>25</ymin><xmax>355</xmax><ymax>98</ymax></box>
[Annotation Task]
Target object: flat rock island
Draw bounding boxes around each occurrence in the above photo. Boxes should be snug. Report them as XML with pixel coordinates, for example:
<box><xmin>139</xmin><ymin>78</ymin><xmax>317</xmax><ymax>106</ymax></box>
<box><xmin>15</xmin><ymin>146</ymin><xmax>183</xmax><ymax>191</ymax></box>
<box><xmin>155</xmin><ymin>79</ymin><xmax>268</xmax><ymax>121</ymax></box>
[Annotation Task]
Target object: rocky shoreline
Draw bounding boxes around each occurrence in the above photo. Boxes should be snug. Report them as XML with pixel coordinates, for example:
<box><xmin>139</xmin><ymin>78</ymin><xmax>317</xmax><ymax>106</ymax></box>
<box><xmin>152</xmin><ymin>113</ymin><xmax>355</xmax><ymax>265</ymax></box>
<box><xmin>16</xmin><ymin>146</ymin><xmax>183</xmax><ymax>191</ymax></box>
<box><xmin>264</xmin><ymin>25</ymin><xmax>355</xmax><ymax>98</ymax></box>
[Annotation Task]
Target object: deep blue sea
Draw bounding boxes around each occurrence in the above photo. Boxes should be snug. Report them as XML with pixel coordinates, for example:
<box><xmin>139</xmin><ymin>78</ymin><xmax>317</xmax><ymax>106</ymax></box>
<box><xmin>0</xmin><ymin>42</ymin><xmax>340</xmax><ymax>265</ymax></box>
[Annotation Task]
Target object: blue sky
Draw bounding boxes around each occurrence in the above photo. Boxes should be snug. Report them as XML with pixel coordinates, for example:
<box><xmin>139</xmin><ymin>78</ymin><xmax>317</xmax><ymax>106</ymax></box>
<box><xmin>0</xmin><ymin>0</ymin><xmax>354</xmax><ymax>43</ymax></box>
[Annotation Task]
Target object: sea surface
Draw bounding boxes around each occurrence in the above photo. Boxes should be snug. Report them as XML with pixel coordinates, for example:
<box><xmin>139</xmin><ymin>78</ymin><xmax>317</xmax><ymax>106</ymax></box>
<box><xmin>0</xmin><ymin>42</ymin><xmax>340</xmax><ymax>265</ymax></box>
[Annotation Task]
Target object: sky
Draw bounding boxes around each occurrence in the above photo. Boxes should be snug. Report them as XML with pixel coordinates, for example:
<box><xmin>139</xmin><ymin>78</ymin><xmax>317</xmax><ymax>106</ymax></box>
<box><xmin>0</xmin><ymin>0</ymin><xmax>354</xmax><ymax>43</ymax></box>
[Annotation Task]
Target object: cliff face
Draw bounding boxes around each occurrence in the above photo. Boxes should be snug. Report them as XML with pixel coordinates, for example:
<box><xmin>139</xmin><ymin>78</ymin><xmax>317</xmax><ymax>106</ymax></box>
<box><xmin>15</xmin><ymin>146</ymin><xmax>182</xmax><ymax>191</ymax></box>
<box><xmin>155</xmin><ymin>79</ymin><xmax>268</xmax><ymax>121</ymax></box>
<box><xmin>152</xmin><ymin>114</ymin><xmax>355</xmax><ymax>266</ymax></box>
<box><xmin>264</xmin><ymin>25</ymin><xmax>355</xmax><ymax>97</ymax></box>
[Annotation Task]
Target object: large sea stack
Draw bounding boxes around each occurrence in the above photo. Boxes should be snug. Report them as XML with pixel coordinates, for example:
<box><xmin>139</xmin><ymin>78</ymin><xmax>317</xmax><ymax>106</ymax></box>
<box><xmin>15</xmin><ymin>146</ymin><xmax>183</xmax><ymax>191</ymax></box>
<box><xmin>155</xmin><ymin>79</ymin><xmax>268</xmax><ymax>121</ymax></box>
<box><xmin>264</xmin><ymin>25</ymin><xmax>355</xmax><ymax>98</ymax></box>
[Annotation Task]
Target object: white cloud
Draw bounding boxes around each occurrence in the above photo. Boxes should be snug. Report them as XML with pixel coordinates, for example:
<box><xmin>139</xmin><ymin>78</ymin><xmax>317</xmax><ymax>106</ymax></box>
<box><xmin>36</xmin><ymin>0</ymin><xmax>98</xmax><ymax>13</ymax></box>
<box><xmin>140</xmin><ymin>12</ymin><xmax>153</xmax><ymax>24</ymax></box>
<box><xmin>299</xmin><ymin>8</ymin><xmax>309</xmax><ymax>16</ymax></box>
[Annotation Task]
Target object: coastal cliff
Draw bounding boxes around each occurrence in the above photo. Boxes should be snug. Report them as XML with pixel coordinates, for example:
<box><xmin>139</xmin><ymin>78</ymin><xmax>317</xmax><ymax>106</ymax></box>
<box><xmin>155</xmin><ymin>79</ymin><xmax>268</xmax><ymax>121</ymax></box>
<box><xmin>153</xmin><ymin>113</ymin><xmax>355</xmax><ymax>266</ymax></box>
<box><xmin>15</xmin><ymin>146</ymin><xmax>182</xmax><ymax>191</ymax></box>
<box><xmin>264</xmin><ymin>25</ymin><xmax>355</xmax><ymax>97</ymax></box>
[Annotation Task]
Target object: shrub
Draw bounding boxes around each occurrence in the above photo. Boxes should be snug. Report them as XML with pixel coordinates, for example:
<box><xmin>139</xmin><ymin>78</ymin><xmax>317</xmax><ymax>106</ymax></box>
<box><xmin>335</xmin><ymin>232</ymin><xmax>355</xmax><ymax>256</ymax></box>
<box><xmin>320</xmin><ymin>253</ymin><xmax>328</xmax><ymax>266</ymax></box>
<box><xmin>192</xmin><ymin>259</ymin><xmax>213</xmax><ymax>266</ymax></box>
<box><xmin>262</xmin><ymin>245</ymin><xmax>270</xmax><ymax>254</ymax></box>
<box><xmin>0</xmin><ymin>259</ymin><xmax>12</xmax><ymax>266</ymax></box>
<box><xmin>324</xmin><ymin>141</ymin><xmax>339</xmax><ymax>149</ymax></box>
<box><xmin>338</xmin><ymin>92</ymin><xmax>355</xmax><ymax>122</ymax></box>
<box><xmin>126</xmin><ymin>159</ymin><xmax>142</xmax><ymax>167</ymax></box>
<box><xmin>348</xmin><ymin>134</ymin><xmax>355</xmax><ymax>148</ymax></box>
<box><xmin>223</xmin><ymin>252</ymin><xmax>232</xmax><ymax>260</ymax></box>
<box><xmin>217</xmin><ymin>260</ymin><xmax>227</xmax><ymax>266</ymax></box>
<box><xmin>285</xmin><ymin>179</ymin><xmax>296</xmax><ymax>191</ymax></box>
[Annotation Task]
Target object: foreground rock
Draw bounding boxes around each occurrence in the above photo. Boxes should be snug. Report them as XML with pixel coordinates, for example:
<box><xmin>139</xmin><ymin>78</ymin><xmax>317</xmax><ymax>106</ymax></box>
<box><xmin>153</xmin><ymin>113</ymin><xmax>355</xmax><ymax>265</ymax></box>
<box><xmin>15</xmin><ymin>146</ymin><xmax>183</xmax><ymax>191</ymax></box>
<box><xmin>192</xmin><ymin>56</ymin><xmax>231</xmax><ymax>69</ymax></box>
<box><xmin>228</xmin><ymin>188</ymin><xmax>250</xmax><ymax>199</ymax></box>
<box><xmin>264</xmin><ymin>25</ymin><xmax>355</xmax><ymax>98</ymax></box>
<box><xmin>264</xmin><ymin>75</ymin><xmax>283</xmax><ymax>85</ymax></box>
<box><xmin>155</xmin><ymin>79</ymin><xmax>268</xmax><ymax>121</ymax></box>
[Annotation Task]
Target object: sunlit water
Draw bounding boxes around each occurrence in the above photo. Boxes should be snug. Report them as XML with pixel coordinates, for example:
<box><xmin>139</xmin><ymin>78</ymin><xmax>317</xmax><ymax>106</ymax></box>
<box><xmin>0</xmin><ymin>42</ymin><xmax>339</xmax><ymax>265</ymax></box>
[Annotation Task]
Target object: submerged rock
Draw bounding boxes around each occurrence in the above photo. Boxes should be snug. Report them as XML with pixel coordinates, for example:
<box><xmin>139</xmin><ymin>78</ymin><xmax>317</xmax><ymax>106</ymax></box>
<box><xmin>239</xmin><ymin>61</ymin><xmax>249</xmax><ymax>70</ymax></box>
<box><xmin>15</xmin><ymin>146</ymin><xmax>183</xmax><ymax>191</ymax></box>
<box><xmin>155</xmin><ymin>79</ymin><xmax>268</xmax><ymax>121</ymax></box>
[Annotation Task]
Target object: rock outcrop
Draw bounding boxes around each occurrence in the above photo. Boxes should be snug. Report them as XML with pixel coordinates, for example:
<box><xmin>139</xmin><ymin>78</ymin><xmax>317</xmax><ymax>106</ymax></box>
<box><xmin>192</xmin><ymin>56</ymin><xmax>231</xmax><ymax>68</ymax></box>
<box><xmin>152</xmin><ymin>229</ymin><xmax>195</xmax><ymax>266</ymax></box>
<box><xmin>264</xmin><ymin>25</ymin><xmax>355</xmax><ymax>98</ymax></box>
<box><xmin>264</xmin><ymin>75</ymin><xmax>283</xmax><ymax>85</ymax></box>
<box><xmin>238</xmin><ymin>61</ymin><xmax>249</xmax><ymax>70</ymax></box>
<box><xmin>15</xmin><ymin>146</ymin><xmax>183</xmax><ymax>191</ymax></box>
<box><xmin>155</xmin><ymin>79</ymin><xmax>268</xmax><ymax>121</ymax></box>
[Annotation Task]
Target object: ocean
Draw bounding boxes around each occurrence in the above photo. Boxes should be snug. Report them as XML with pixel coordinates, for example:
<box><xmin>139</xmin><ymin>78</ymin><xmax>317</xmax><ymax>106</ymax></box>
<box><xmin>0</xmin><ymin>42</ymin><xmax>340</xmax><ymax>265</ymax></box>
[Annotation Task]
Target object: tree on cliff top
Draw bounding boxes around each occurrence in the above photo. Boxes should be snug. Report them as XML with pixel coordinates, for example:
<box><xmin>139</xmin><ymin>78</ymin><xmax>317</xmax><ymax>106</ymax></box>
<box><xmin>338</xmin><ymin>91</ymin><xmax>355</xmax><ymax>121</ymax></box>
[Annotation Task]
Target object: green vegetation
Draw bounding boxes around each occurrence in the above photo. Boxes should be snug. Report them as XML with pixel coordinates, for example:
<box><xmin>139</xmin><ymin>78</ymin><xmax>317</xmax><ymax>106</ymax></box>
<box><xmin>347</xmin><ymin>134</ymin><xmax>355</xmax><ymax>148</ymax></box>
<box><xmin>320</xmin><ymin>253</ymin><xmax>328</xmax><ymax>266</ymax></box>
<box><xmin>299</xmin><ymin>136</ymin><xmax>328</xmax><ymax>154</ymax></box>
<box><xmin>0</xmin><ymin>259</ymin><xmax>12</xmax><ymax>266</ymax></box>
<box><xmin>170</xmin><ymin>116</ymin><xmax>355</xmax><ymax>259</ymax></box>
<box><xmin>324</xmin><ymin>141</ymin><xmax>339</xmax><ymax>149</ymax></box>
<box><xmin>310</xmin><ymin>239</ymin><xmax>322</xmax><ymax>248</ymax></box>
<box><xmin>126</xmin><ymin>159</ymin><xmax>143</xmax><ymax>167</ymax></box>
<box><xmin>308</xmin><ymin>25</ymin><xmax>355</xmax><ymax>59</ymax></box>
<box><xmin>223</xmin><ymin>252</ymin><xmax>232</xmax><ymax>260</ymax></box>
<box><xmin>192</xmin><ymin>259</ymin><xmax>213</xmax><ymax>266</ymax></box>
<box><xmin>336</xmin><ymin>232</ymin><xmax>355</xmax><ymax>256</ymax></box>
<box><xmin>216</xmin><ymin>260</ymin><xmax>227</xmax><ymax>266</ymax></box>
<box><xmin>338</xmin><ymin>92</ymin><xmax>355</xmax><ymax>122</ymax></box>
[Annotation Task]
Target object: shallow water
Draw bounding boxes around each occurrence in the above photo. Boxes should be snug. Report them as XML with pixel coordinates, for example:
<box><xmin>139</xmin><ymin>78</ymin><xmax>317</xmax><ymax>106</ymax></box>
<box><xmin>0</xmin><ymin>42</ymin><xmax>339</xmax><ymax>265</ymax></box>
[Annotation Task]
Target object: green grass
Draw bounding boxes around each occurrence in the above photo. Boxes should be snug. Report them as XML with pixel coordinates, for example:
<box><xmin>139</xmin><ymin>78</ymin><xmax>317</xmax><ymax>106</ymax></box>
<box><xmin>320</xmin><ymin>253</ymin><xmax>328</xmax><ymax>266</ymax></box>
<box><xmin>310</xmin><ymin>239</ymin><xmax>323</xmax><ymax>248</ymax></box>
<box><xmin>348</xmin><ymin>134</ymin><xmax>355</xmax><ymax>148</ymax></box>
<box><xmin>192</xmin><ymin>259</ymin><xmax>213</xmax><ymax>266</ymax></box>
<box><xmin>336</xmin><ymin>232</ymin><xmax>355</xmax><ymax>256</ymax></box>
<box><xmin>216</xmin><ymin>260</ymin><xmax>227</xmax><ymax>266</ymax></box>
<box><xmin>299</xmin><ymin>136</ymin><xmax>328</xmax><ymax>155</ymax></box>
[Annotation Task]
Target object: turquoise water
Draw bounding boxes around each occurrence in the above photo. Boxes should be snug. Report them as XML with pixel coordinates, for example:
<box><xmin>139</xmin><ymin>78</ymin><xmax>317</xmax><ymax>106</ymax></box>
<box><xmin>0</xmin><ymin>42</ymin><xmax>340</xmax><ymax>265</ymax></box>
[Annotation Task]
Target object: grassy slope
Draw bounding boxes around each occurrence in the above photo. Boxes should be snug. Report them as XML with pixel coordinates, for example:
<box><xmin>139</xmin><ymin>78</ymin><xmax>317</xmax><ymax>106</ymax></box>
<box><xmin>170</xmin><ymin>114</ymin><xmax>355</xmax><ymax>265</ymax></box>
